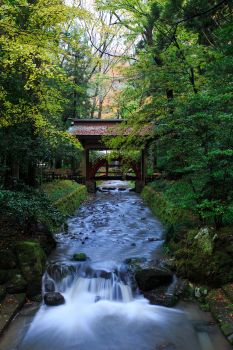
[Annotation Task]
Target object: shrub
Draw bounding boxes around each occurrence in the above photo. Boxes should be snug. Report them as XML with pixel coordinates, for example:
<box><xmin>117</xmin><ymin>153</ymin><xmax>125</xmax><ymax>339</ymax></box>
<box><xmin>0</xmin><ymin>187</ymin><xmax>63</xmax><ymax>232</ymax></box>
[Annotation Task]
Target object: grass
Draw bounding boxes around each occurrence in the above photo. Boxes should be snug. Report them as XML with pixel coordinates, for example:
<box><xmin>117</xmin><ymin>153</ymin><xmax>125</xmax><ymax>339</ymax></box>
<box><xmin>42</xmin><ymin>180</ymin><xmax>88</xmax><ymax>217</ymax></box>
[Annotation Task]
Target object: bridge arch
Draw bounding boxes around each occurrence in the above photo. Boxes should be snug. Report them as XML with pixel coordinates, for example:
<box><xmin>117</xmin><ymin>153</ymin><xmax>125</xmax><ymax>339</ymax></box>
<box><xmin>88</xmin><ymin>157</ymin><xmax>141</xmax><ymax>180</ymax></box>
<box><xmin>69</xmin><ymin>119</ymin><xmax>152</xmax><ymax>192</ymax></box>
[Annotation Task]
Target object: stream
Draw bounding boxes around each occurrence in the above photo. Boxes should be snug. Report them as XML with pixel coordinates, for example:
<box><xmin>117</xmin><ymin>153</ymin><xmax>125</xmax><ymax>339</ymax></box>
<box><xmin>0</xmin><ymin>181</ymin><xmax>232</xmax><ymax>350</ymax></box>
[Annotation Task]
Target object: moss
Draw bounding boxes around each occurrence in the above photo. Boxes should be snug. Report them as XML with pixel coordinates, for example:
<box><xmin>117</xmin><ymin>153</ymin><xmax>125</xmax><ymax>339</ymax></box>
<box><xmin>43</xmin><ymin>180</ymin><xmax>88</xmax><ymax>218</ymax></box>
<box><xmin>42</xmin><ymin>180</ymin><xmax>81</xmax><ymax>202</ymax></box>
<box><xmin>199</xmin><ymin>303</ymin><xmax>210</xmax><ymax>312</ymax></box>
<box><xmin>141</xmin><ymin>185</ymin><xmax>188</xmax><ymax>226</ymax></box>
<box><xmin>221</xmin><ymin>322</ymin><xmax>233</xmax><ymax>337</ymax></box>
<box><xmin>72</xmin><ymin>253</ymin><xmax>88</xmax><ymax>261</ymax></box>
<box><xmin>14</xmin><ymin>241</ymin><xmax>46</xmax><ymax>297</ymax></box>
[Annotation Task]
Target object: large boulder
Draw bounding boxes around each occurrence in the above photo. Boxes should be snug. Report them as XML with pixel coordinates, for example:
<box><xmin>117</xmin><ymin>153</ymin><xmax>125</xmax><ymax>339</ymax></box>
<box><xmin>135</xmin><ymin>267</ymin><xmax>173</xmax><ymax>291</ymax></box>
<box><xmin>14</xmin><ymin>241</ymin><xmax>46</xmax><ymax>297</ymax></box>
<box><xmin>144</xmin><ymin>289</ymin><xmax>176</xmax><ymax>307</ymax></box>
<box><xmin>44</xmin><ymin>292</ymin><xmax>65</xmax><ymax>306</ymax></box>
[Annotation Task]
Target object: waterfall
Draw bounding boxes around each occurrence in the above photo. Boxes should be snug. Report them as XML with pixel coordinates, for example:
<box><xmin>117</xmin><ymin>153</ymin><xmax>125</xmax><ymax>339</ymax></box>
<box><xmin>20</xmin><ymin>261</ymin><xmax>201</xmax><ymax>350</ymax></box>
<box><xmin>43</xmin><ymin>261</ymin><xmax>133</xmax><ymax>303</ymax></box>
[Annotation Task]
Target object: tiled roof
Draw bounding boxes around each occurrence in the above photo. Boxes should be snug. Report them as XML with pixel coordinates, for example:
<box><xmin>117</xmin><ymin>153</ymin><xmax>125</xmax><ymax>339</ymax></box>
<box><xmin>69</xmin><ymin>120</ymin><xmax>124</xmax><ymax>136</ymax></box>
<box><xmin>68</xmin><ymin>120</ymin><xmax>153</xmax><ymax>137</ymax></box>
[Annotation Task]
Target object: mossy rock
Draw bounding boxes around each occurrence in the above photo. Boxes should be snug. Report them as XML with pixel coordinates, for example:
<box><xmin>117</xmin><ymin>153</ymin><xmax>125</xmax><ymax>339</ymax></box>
<box><xmin>6</xmin><ymin>273</ymin><xmax>27</xmax><ymax>294</ymax></box>
<box><xmin>14</xmin><ymin>241</ymin><xmax>46</xmax><ymax>297</ymax></box>
<box><xmin>72</xmin><ymin>253</ymin><xmax>88</xmax><ymax>261</ymax></box>
<box><xmin>135</xmin><ymin>267</ymin><xmax>173</xmax><ymax>291</ymax></box>
<box><xmin>124</xmin><ymin>257</ymin><xmax>147</xmax><ymax>271</ymax></box>
<box><xmin>0</xmin><ymin>249</ymin><xmax>17</xmax><ymax>270</ymax></box>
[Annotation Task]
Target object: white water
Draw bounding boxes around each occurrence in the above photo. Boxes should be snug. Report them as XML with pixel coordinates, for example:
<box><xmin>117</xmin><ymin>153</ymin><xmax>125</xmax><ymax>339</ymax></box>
<box><xmin>20</xmin><ymin>261</ymin><xmax>201</xmax><ymax>350</ymax></box>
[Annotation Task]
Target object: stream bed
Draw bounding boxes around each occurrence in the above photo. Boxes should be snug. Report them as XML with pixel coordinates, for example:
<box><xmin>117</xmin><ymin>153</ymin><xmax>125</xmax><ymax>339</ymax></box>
<box><xmin>0</xmin><ymin>181</ymin><xmax>232</xmax><ymax>350</ymax></box>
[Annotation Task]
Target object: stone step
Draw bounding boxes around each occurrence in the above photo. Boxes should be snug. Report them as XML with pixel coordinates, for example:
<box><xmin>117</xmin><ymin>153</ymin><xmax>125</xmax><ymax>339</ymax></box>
<box><xmin>197</xmin><ymin>332</ymin><xmax>215</xmax><ymax>350</ymax></box>
<box><xmin>0</xmin><ymin>293</ymin><xmax>26</xmax><ymax>335</ymax></box>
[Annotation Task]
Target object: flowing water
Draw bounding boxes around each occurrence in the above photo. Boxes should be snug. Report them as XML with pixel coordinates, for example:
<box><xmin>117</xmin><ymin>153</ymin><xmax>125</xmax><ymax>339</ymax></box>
<box><xmin>1</xmin><ymin>181</ymin><xmax>232</xmax><ymax>350</ymax></box>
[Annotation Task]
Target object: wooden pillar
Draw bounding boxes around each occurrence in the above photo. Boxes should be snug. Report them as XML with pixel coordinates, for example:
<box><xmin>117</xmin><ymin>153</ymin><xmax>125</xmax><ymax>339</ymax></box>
<box><xmin>86</xmin><ymin>149</ymin><xmax>90</xmax><ymax>180</ymax></box>
<box><xmin>85</xmin><ymin>149</ymin><xmax>96</xmax><ymax>193</ymax></box>
<box><xmin>80</xmin><ymin>149</ymin><xmax>87</xmax><ymax>178</ymax></box>
<box><xmin>135</xmin><ymin>150</ymin><xmax>146</xmax><ymax>193</ymax></box>
<box><xmin>106</xmin><ymin>161</ymin><xmax>109</xmax><ymax>177</ymax></box>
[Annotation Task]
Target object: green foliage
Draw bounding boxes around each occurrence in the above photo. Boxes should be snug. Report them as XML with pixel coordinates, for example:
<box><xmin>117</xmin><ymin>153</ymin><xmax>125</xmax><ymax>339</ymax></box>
<box><xmin>142</xmin><ymin>182</ymin><xmax>189</xmax><ymax>225</ymax></box>
<box><xmin>0</xmin><ymin>187</ymin><xmax>63</xmax><ymax>231</ymax></box>
<box><xmin>42</xmin><ymin>180</ymin><xmax>82</xmax><ymax>203</ymax></box>
<box><xmin>98</xmin><ymin>0</ymin><xmax>233</xmax><ymax>228</ymax></box>
<box><xmin>42</xmin><ymin>180</ymin><xmax>88</xmax><ymax>217</ymax></box>
<box><xmin>0</xmin><ymin>0</ymin><xmax>87</xmax><ymax>187</ymax></box>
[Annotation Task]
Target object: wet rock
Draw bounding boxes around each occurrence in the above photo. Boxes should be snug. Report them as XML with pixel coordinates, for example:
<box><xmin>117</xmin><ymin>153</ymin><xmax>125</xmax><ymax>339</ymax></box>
<box><xmin>72</xmin><ymin>252</ymin><xmax>88</xmax><ymax>261</ymax></box>
<box><xmin>125</xmin><ymin>257</ymin><xmax>147</xmax><ymax>266</ymax></box>
<box><xmin>144</xmin><ymin>287</ymin><xmax>178</xmax><ymax>307</ymax></box>
<box><xmin>124</xmin><ymin>257</ymin><xmax>147</xmax><ymax>273</ymax></box>
<box><xmin>135</xmin><ymin>267</ymin><xmax>173</xmax><ymax>291</ymax></box>
<box><xmin>14</xmin><ymin>241</ymin><xmax>46</xmax><ymax>297</ymax></box>
<box><xmin>6</xmin><ymin>273</ymin><xmax>27</xmax><ymax>294</ymax></box>
<box><xmin>44</xmin><ymin>292</ymin><xmax>65</xmax><ymax>306</ymax></box>
<box><xmin>147</xmin><ymin>237</ymin><xmax>160</xmax><ymax>242</ymax></box>
<box><xmin>0</xmin><ymin>249</ymin><xmax>17</xmax><ymax>269</ymax></box>
<box><xmin>36</xmin><ymin>223</ymin><xmax>50</xmax><ymax>234</ymax></box>
<box><xmin>47</xmin><ymin>264</ymin><xmax>75</xmax><ymax>282</ymax></box>
<box><xmin>44</xmin><ymin>279</ymin><xmax>56</xmax><ymax>293</ymax></box>
<box><xmin>131</xmin><ymin>243</ymin><xmax>136</xmax><ymax>247</ymax></box>
<box><xmin>98</xmin><ymin>270</ymin><xmax>112</xmax><ymax>279</ymax></box>
<box><xmin>95</xmin><ymin>296</ymin><xmax>101</xmax><ymax>302</ymax></box>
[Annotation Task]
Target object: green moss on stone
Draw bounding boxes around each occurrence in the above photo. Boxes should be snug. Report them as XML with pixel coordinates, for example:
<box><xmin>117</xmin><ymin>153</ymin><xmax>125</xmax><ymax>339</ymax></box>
<box><xmin>14</xmin><ymin>241</ymin><xmax>46</xmax><ymax>297</ymax></box>
<box><xmin>72</xmin><ymin>253</ymin><xmax>88</xmax><ymax>261</ymax></box>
